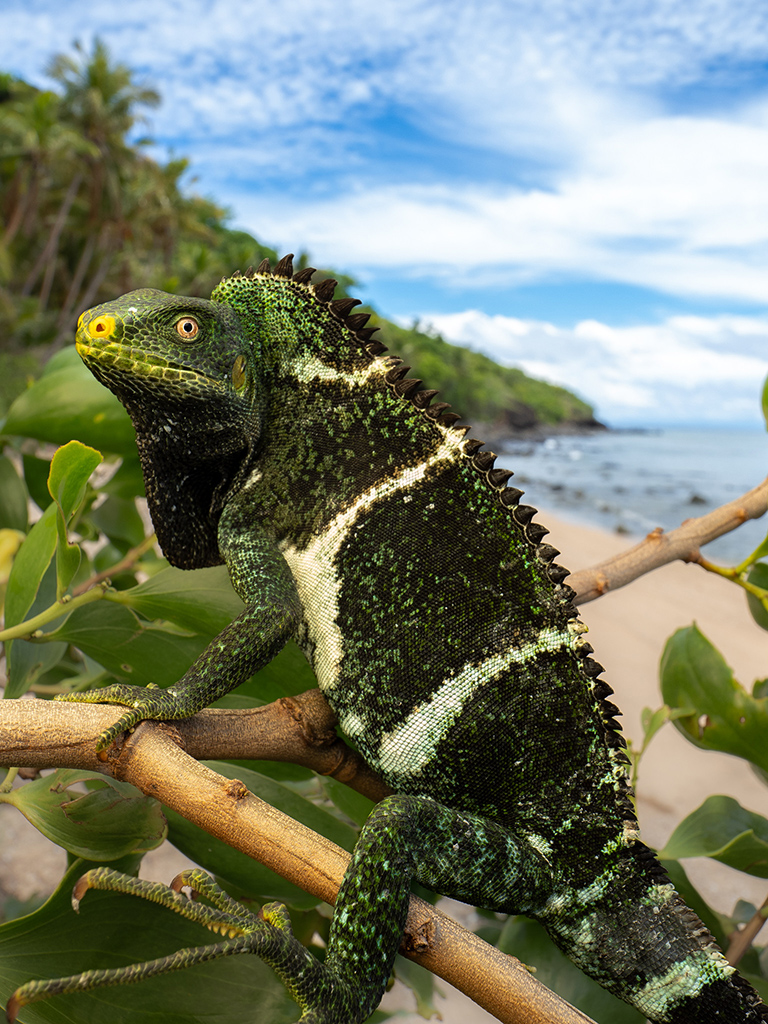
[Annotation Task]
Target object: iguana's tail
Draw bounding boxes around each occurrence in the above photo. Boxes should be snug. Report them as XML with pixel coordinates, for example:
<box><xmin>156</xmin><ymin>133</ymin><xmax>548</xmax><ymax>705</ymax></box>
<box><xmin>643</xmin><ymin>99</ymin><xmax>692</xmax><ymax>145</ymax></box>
<box><xmin>542</xmin><ymin>840</ymin><xmax>768</xmax><ymax>1023</ymax></box>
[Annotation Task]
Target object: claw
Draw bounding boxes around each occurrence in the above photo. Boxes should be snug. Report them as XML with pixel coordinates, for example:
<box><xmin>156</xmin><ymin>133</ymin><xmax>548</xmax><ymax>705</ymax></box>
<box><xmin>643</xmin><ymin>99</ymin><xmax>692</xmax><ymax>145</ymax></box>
<box><xmin>6</xmin><ymin>991</ymin><xmax>21</xmax><ymax>1022</ymax></box>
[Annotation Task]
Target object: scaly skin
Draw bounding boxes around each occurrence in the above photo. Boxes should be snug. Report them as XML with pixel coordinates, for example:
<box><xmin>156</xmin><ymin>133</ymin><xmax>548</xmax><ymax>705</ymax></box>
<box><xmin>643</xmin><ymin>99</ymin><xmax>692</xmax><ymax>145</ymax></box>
<box><xmin>11</xmin><ymin>256</ymin><xmax>766</xmax><ymax>1023</ymax></box>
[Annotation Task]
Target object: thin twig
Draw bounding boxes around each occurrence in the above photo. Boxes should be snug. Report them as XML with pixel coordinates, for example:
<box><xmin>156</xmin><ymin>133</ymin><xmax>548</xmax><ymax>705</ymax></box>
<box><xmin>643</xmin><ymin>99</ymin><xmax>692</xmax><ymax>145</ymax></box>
<box><xmin>72</xmin><ymin>533</ymin><xmax>158</xmax><ymax>596</ymax></box>
<box><xmin>726</xmin><ymin>895</ymin><xmax>768</xmax><ymax>966</ymax></box>
<box><xmin>568</xmin><ymin>476</ymin><xmax>768</xmax><ymax>604</ymax></box>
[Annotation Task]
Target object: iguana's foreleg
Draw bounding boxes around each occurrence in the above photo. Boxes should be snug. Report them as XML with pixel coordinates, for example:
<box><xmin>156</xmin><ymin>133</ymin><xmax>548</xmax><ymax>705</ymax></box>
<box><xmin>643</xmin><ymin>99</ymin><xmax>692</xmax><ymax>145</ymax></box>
<box><xmin>7</xmin><ymin>796</ymin><xmax>550</xmax><ymax>1024</ymax></box>
<box><xmin>56</xmin><ymin>530</ymin><xmax>301</xmax><ymax>750</ymax></box>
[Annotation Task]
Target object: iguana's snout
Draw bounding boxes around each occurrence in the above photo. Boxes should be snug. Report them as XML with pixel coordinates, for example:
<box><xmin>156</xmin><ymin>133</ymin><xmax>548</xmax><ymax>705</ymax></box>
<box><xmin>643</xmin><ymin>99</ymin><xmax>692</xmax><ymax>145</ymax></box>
<box><xmin>75</xmin><ymin>307</ymin><xmax>120</xmax><ymax>358</ymax></box>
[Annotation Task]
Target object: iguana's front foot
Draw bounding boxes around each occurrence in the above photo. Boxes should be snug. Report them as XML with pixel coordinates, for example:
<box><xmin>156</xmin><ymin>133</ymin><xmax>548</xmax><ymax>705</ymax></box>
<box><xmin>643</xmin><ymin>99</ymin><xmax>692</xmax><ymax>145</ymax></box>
<box><xmin>55</xmin><ymin>682</ymin><xmax>185</xmax><ymax>751</ymax></box>
<box><xmin>6</xmin><ymin>869</ymin><xmax>360</xmax><ymax>1024</ymax></box>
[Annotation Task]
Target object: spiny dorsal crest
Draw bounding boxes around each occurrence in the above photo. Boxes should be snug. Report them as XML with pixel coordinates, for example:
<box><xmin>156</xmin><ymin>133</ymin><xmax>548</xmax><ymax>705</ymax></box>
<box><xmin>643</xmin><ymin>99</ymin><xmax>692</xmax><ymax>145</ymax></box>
<box><xmin>224</xmin><ymin>255</ymin><xmax>577</xmax><ymax>600</ymax></box>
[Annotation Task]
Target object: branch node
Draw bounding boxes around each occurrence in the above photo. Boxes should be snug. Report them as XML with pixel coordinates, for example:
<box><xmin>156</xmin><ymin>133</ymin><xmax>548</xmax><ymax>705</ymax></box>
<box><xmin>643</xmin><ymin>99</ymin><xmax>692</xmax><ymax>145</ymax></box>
<box><xmin>225</xmin><ymin>778</ymin><xmax>249</xmax><ymax>801</ymax></box>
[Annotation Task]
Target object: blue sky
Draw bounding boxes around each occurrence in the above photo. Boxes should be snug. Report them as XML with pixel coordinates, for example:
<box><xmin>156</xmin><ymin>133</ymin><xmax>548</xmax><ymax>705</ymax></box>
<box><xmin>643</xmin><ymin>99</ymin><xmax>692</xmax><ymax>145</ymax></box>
<box><xmin>3</xmin><ymin>0</ymin><xmax>768</xmax><ymax>427</ymax></box>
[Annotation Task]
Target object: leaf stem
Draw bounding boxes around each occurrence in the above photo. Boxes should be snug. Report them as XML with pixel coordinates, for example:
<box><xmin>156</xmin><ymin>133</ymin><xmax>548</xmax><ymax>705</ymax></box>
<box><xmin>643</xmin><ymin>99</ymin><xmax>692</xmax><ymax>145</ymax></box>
<box><xmin>0</xmin><ymin>585</ymin><xmax>107</xmax><ymax>641</ymax></box>
<box><xmin>695</xmin><ymin>555</ymin><xmax>768</xmax><ymax>602</ymax></box>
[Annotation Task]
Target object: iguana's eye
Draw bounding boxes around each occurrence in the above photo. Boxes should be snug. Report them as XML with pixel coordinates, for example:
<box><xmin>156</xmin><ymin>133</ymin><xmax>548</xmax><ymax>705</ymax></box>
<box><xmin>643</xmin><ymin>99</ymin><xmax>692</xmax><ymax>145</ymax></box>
<box><xmin>175</xmin><ymin>316</ymin><xmax>199</xmax><ymax>340</ymax></box>
<box><xmin>232</xmin><ymin>355</ymin><xmax>247</xmax><ymax>390</ymax></box>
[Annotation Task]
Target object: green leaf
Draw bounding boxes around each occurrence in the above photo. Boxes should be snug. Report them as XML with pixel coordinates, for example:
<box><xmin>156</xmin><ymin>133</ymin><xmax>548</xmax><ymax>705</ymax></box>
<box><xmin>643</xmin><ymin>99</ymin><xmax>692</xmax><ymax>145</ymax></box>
<box><xmin>746</xmin><ymin>562</ymin><xmax>768</xmax><ymax>632</ymax></box>
<box><xmin>3</xmin><ymin>348</ymin><xmax>135</xmax><ymax>456</ymax></box>
<box><xmin>660</xmin><ymin>625</ymin><xmax>768</xmax><ymax>772</ymax></box>
<box><xmin>102</xmin><ymin>455</ymin><xmax>145</xmax><ymax>499</ymax></box>
<box><xmin>116</xmin><ymin>565</ymin><xmax>245</xmax><ymax>635</ymax></box>
<box><xmin>234</xmin><ymin>642</ymin><xmax>318</xmax><ymax>704</ymax></box>
<box><xmin>46</xmin><ymin>442</ymin><xmax>102</xmax><ymax>599</ymax></box>
<box><xmin>321</xmin><ymin>777</ymin><xmax>375</xmax><ymax>828</ymax></box>
<box><xmin>44</xmin><ymin>602</ymin><xmax>208</xmax><ymax>688</ymax></box>
<box><xmin>3</xmin><ymin>770</ymin><xmax>166</xmax><ymax>860</ymax></box>
<box><xmin>762</xmin><ymin>372</ymin><xmax>768</xmax><ymax>430</ymax></box>
<box><xmin>47</xmin><ymin>442</ymin><xmax>103</xmax><ymax>524</ymax></box>
<box><xmin>5</xmin><ymin>562</ymin><xmax>68</xmax><ymax>699</ymax></box>
<box><xmin>0</xmin><ymin>859</ymin><xmax>297</xmax><ymax>1024</ymax></box>
<box><xmin>4</xmin><ymin>504</ymin><xmax>58</xmax><ymax>629</ymax></box>
<box><xmin>660</xmin><ymin>796</ymin><xmax>768</xmax><ymax>878</ymax></box>
<box><xmin>0</xmin><ymin>457</ymin><xmax>28</xmax><ymax>532</ymax></box>
<box><xmin>88</xmin><ymin>496</ymin><xmax>147</xmax><ymax>550</ymax></box>
<box><xmin>22</xmin><ymin>455</ymin><xmax>53</xmax><ymax>512</ymax></box>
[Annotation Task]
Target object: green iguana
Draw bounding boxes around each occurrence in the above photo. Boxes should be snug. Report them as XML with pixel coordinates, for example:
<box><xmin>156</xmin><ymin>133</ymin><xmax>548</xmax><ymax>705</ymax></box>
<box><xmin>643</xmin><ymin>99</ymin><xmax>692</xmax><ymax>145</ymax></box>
<box><xmin>8</xmin><ymin>255</ymin><xmax>768</xmax><ymax>1023</ymax></box>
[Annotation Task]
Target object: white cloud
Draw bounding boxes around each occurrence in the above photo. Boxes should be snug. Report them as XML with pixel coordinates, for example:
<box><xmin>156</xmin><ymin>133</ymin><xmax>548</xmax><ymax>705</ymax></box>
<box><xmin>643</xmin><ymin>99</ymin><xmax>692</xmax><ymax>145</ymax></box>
<box><xmin>233</xmin><ymin>103</ymin><xmax>768</xmax><ymax>305</ymax></box>
<box><xmin>421</xmin><ymin>309</ymin><xmax>768</xmax><ymax>426</ymax></box>
<box><xmin>4</xmin><ymin>1</ymin><xmax>768</xmax><ymax>310</ymax></box>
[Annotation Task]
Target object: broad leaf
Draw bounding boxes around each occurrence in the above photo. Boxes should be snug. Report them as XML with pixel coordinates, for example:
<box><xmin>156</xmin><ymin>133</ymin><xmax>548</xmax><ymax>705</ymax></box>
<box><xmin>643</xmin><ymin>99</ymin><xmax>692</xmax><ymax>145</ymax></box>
<box><xmin>4</xmin><ymin>503</ymin><xmax>58</xmax><ymax>629</ymax></box>
<box><xmin>44</xmin><ymin>602</ymin><xmax>208</xmax><ymax>688</ymax></box>
<box><xmin>3</xmin><ymin>769</ymin><xmax>166</xmax><ymax>860</ymax></box>
<box><xmin>4</xmin><ymin>528</ymin><xmax>68</xmax><ymax>699</ymax></box>
<box><xmin>47</xmin><ymin>441</ymin><xmax>102</xmax><ymax>598</ymax></box>
<box><xmin>233</xmin><ymin>642</ymin><xmax>319</xmax><ymax>704</ymax></box>
<box><xmin>88</xmin><ymin>496</ymin><xmax>147</xmax><ymax>550</ymax></box>
<box><xmin>660</xmin><ymin>625</ymin><xmax>768</xmax><ymax>772</ymax></box>
<box><xmin>660</xmin><ymin>796</ymin><xmax>768</xmax><ymax>878</ymax></box>
<box><xmin>0</xmin><ymin>456</ymin><xmax>28</xmax><ymax>532</ymax></box>
<box><xmin>3</xmin><ymin>348</ymin><xmax>135</xmax><ymax>456</ymax></box>
<box><xmin>47</xmin><ymin>442</ymin><xmax>102</xmax><ymax>525</ymax></box>
<box><xmin>746</xmin><ymin>562</ymin><xmax>768</xmax><ymax>632</ymax></box>
<box><xmin>0</xmin><ymin>859</ymin><xmax>297</xmax><ymax>1024</ymax></box>
<box><xmin>115</xmin><ymin>565</ymin><xmax>245</xmax><ymax>635</ymax></box>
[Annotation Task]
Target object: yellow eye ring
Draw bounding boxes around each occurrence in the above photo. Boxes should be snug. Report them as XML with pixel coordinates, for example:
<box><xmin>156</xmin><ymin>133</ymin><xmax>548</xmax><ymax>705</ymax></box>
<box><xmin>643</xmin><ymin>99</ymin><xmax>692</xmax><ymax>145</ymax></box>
<box><xmin>175</xmin><ymin>316</ymin><xmax>199</xmax><ymax>340</ymax></box>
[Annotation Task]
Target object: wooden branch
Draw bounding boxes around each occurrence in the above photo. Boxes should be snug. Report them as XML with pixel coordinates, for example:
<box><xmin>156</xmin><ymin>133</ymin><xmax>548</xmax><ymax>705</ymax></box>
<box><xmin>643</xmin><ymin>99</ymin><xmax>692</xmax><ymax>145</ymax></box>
<box><xmin>0</xmin><ymin>694</ymin><xmax>390</xmax><ymax>804</ymax></box>
<box><xmin>568</xmin><ymin>475</ymin><xmax>768</xmax><ymax>604</ymax></box>
<box><xmin>0</xmin><ymin>698</ymin><xmax>595</xmax><ymax>1024</ymax></box>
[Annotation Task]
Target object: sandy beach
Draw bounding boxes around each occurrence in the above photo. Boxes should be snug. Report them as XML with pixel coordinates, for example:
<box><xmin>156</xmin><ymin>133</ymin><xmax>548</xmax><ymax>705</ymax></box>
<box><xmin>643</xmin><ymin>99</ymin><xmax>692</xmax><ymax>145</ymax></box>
<box><xmin>2</xmin><ymin>510</ymin><xmax>766</xmax><ymax>1023</ymax></box>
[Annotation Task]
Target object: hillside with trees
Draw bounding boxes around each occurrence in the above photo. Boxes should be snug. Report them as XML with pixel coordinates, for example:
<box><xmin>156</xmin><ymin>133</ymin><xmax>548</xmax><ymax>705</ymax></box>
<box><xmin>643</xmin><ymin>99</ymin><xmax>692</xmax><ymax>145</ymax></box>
<box><xmin>0</xmin><ymin>40</ymin><xmax>597</xmax><ymax>432</ymax></box>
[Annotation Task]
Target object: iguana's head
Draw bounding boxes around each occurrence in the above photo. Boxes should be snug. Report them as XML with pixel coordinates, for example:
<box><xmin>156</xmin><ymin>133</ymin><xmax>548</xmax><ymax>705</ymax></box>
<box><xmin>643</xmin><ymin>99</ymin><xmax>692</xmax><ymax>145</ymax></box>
<box><xmin>76</xmin><ymin>288</ymin><xmax>261</xmax><ymax>568</ymax></box>
<box><xmin>76</xmin><ymin>288</ymin><xmax>252</xmax><ymax>407</ymax></box>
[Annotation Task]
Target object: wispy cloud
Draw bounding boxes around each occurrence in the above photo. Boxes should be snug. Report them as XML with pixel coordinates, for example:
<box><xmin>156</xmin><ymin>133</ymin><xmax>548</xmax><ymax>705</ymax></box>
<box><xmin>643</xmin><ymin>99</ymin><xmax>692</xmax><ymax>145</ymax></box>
<box><xmin>237</xmin><ymin>102</ymin><xmax>768</xmax><ymax>304</ymax></box>
<box><xmin>423</xmin><ymin>309</ymin><xmax>768</xmax><ymax>426</ymax></box>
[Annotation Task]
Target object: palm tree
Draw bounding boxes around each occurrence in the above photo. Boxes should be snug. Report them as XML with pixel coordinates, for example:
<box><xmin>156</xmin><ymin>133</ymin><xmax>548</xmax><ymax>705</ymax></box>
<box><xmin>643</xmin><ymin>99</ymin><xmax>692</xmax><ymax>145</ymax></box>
<box><xmin>39</xmin><ymin>39</ymin><xmax>161</xmax><ymax>335</ymax></box>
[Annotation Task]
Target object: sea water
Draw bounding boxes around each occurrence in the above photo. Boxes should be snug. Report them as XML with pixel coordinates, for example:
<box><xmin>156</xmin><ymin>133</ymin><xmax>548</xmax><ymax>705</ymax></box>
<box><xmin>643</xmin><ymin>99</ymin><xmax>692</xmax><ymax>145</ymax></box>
<box><xmin>496</xmin><ymin>428</ymin><xmax>767</xmax><ymax>566</ymax></box>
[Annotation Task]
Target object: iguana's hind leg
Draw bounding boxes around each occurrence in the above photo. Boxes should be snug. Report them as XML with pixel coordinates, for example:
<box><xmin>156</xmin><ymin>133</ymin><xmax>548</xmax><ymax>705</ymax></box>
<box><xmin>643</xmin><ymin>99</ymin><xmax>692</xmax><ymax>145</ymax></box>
<box><xmin>7</xmin><ymin>795</ymin><xmax>550</xmax><ymax>1024</ymax></box>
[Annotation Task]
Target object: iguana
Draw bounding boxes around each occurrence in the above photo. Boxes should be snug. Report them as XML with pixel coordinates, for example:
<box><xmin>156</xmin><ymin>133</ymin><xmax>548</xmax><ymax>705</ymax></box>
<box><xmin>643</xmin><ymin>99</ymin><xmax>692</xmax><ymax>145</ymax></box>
<box><xmin>8</xmin><ymin>255</ymin><xmax>768</xmax><ymax>1023</ymax></box>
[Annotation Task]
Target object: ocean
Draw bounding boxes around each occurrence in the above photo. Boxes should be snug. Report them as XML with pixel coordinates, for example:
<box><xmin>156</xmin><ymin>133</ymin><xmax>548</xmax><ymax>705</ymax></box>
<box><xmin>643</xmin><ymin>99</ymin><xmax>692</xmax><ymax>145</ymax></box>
<box><xmin>494</xmin><ymin>428</ymin><xmax>768</xmax><ymax>566</ymax></box>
